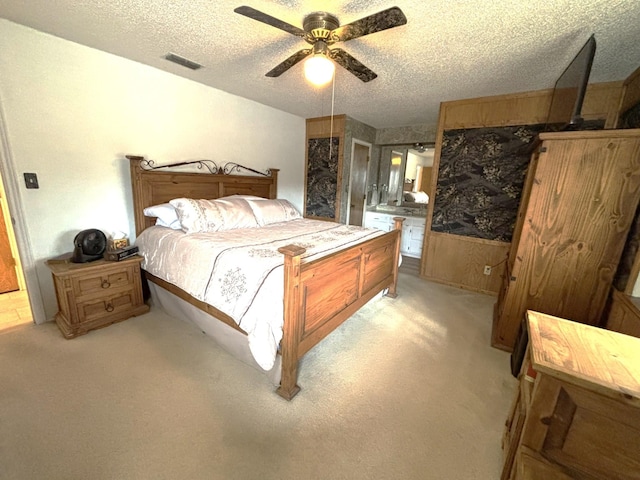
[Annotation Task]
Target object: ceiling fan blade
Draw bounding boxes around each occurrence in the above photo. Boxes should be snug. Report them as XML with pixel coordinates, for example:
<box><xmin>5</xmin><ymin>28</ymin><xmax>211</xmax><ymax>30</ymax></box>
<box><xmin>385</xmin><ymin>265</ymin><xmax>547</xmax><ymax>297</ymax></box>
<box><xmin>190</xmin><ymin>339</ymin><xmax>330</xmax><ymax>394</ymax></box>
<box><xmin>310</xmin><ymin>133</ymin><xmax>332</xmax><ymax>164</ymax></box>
<box><xmin>330</xmin><ymin>49</ymin><xmax>377</xmax><ymax>82</ymax></box>
<box><xmin>331</xmin><ymin>7</ymin><xmax>407</xmax><ymax>43</ymax></box>
<box><xmin>234</xmin><ymin>6</ymin><xmax>306</xmax><ymax>37</ymax></box>
<box><xmin>266</xmin><ymin>49</ymin><xmax>312</xmax><ymax>77</ymax></box>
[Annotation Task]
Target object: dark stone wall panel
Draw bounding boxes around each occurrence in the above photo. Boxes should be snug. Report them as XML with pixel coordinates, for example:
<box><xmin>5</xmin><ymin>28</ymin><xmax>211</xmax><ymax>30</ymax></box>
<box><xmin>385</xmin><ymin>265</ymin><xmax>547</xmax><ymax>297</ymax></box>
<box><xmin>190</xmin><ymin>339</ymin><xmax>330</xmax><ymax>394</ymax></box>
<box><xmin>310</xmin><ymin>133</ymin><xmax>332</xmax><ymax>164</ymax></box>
<box><xmin>306</xmin><ymin>137</ymin><xmax>340</xmax><ymax>219</ymax></box>
<box><xmin>431</xmin><ymin>125</ymin><xmax>545</xmax><ymax>241</ymax></box>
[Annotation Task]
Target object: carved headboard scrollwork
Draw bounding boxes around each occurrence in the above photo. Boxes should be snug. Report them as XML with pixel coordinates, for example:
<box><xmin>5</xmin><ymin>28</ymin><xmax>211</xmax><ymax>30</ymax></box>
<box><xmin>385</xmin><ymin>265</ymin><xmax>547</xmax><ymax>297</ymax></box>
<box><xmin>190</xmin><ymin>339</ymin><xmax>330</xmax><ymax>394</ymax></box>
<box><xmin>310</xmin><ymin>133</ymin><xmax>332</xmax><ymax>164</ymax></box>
<box><xmin>130</xmin><ymin>156</ymin><xmax>271</xmax><ymax>176</ymax></box>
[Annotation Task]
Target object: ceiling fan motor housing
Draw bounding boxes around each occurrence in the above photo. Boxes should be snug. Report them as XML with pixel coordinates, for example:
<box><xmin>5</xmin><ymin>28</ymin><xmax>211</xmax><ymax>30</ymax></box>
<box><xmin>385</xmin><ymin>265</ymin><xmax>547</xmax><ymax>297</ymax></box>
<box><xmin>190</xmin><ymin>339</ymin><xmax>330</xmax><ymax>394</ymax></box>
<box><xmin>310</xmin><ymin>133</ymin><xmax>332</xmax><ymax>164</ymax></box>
<box><xmin>303</xmin><ymin>12</ymin><xmax>339</xmax><ymax>40</ymax></box>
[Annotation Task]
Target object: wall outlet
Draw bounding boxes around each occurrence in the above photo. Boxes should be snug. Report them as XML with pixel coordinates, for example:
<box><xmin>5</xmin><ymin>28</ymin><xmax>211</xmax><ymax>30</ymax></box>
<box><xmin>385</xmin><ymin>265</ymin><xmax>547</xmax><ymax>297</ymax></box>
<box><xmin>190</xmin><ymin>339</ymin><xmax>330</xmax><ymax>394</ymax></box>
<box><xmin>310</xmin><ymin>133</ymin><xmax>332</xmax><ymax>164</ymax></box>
<box><xmin>483</xmin><ymin>265</ymin><xmax>492</xmax><ymax>275</ymax></box>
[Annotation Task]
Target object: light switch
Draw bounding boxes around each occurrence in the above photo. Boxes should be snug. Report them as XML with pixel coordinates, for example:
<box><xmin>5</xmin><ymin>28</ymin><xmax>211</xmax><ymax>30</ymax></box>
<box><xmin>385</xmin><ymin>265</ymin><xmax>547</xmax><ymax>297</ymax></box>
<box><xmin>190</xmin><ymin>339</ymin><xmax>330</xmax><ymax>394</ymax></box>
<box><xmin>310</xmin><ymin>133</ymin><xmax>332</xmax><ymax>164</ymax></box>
<box><xmin>24</xmin><ymin>172</ymin><xmax>39</xmax><ymax>189</ymax></box>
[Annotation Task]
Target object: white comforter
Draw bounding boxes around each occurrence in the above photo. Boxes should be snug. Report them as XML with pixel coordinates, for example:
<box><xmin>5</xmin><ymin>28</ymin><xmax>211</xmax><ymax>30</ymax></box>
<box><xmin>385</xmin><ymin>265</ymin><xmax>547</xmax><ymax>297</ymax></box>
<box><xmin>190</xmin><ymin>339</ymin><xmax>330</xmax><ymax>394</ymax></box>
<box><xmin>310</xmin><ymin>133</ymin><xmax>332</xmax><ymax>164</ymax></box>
<box><xmin>136</xmin><ymin>219</ymin><xmax>385</xmax><ymax>370</ymax></box>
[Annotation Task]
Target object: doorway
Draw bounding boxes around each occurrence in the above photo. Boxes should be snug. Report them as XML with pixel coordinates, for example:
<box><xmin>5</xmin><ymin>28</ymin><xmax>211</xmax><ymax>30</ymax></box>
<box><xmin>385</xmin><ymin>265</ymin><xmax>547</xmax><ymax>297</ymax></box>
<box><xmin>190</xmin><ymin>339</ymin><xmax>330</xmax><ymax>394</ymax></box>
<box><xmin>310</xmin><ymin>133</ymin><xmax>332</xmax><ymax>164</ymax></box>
<box><xmin>348</xmin><ymin>141</ymin><xmax>371</xmax><ymax>226</ymax></box>
<box><xmin>0</xmin><ymin>196</ymin><xmax>19</xmax><ymax>294</ymax></box>
<box><xmin>0</xmin><ymin>103</ymin><xmax>36</xmax><ymax>330</ymax></box>
<box><xmin>0</xmin><ymin>175</ymin><xmax>32</xmax><ymax>330</ymax></box>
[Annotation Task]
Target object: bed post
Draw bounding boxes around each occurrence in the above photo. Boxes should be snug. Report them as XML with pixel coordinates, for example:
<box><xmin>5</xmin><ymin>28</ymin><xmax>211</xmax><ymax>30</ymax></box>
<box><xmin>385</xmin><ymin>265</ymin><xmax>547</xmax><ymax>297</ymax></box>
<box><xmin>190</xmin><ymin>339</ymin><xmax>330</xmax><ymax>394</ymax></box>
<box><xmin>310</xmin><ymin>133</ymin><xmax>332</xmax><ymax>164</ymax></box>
<box><xmin>268</xmin><ymin>169</ymin><xmax>279</xmax><ymax>199</ymax></box>
<box><xmin>127</xmin><ymin>156</ymin><xmax>147</xmax><ymax>237</ymax></box>
<box><xmin>386</xmin><ymin>217</ymin><xmax>405</xmax><ymax>298</ymax></box>
<box><xmin>277</xmin><ymin>244</ymin><xmax>307</xmax><ymax>400</ymax></box>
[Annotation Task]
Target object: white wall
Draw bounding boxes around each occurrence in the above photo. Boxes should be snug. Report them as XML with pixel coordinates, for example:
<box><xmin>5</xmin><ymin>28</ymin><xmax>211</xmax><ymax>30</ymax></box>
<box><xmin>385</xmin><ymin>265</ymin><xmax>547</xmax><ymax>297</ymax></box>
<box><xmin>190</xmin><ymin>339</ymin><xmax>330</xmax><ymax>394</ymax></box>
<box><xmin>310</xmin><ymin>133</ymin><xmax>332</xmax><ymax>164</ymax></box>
<box><xmin>0</xmin><ymin>20</ymin><xmax>305</xmax><ymax>321</ymax></box>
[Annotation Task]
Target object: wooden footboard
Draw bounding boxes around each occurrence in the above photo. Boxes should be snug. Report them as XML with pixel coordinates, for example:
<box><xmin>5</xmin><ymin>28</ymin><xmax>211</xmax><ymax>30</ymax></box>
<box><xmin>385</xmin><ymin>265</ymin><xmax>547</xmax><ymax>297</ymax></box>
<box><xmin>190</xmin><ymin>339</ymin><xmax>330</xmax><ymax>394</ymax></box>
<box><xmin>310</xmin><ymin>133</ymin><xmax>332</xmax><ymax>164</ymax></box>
<box><xmin>277</xmin><ymin>218</ymin><xmax>403</xmax><ymax>400</ymax></box>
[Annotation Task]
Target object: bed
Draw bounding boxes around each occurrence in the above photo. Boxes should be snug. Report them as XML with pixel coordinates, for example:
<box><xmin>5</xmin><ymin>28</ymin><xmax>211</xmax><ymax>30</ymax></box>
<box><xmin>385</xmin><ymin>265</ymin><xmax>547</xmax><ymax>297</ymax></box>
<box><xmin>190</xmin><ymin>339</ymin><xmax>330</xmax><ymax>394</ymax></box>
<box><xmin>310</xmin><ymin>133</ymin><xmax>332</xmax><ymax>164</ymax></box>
<box><xmin>128</xmin><ymin>155</ymin><xmax>403</xmax><ymax>400</ymax></box>
<box><xmin>402</xmin><ymin>190</ymin><xmax>429</xmax><ymax>209</ymax></box>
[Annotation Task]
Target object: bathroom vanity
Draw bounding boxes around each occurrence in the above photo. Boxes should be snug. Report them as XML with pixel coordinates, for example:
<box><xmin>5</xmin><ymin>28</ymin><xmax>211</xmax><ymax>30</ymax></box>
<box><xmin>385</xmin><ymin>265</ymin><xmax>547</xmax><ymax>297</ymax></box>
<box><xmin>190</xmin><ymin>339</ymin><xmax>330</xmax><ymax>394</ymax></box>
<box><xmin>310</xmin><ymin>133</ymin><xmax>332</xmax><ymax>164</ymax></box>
<box><xmin>364</xmin><ymin>208</ymin><xmax>425</xmax><ymax>258</ymax></box>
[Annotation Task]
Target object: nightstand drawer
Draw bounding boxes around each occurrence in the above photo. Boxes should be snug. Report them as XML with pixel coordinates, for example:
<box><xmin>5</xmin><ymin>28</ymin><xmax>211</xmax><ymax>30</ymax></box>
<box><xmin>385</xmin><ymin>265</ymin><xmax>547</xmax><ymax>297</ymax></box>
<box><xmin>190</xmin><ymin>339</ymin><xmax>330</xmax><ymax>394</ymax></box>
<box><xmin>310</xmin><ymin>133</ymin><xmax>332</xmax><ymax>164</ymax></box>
<box><xmin>76</xmin><ymin>289</ymin><xmax>137</xmax><ymax>323</ymax></box>
<box><xmin>72</xmin><ymin>265</ymin><xmax>136</xmax><ymax>298</ymax></box>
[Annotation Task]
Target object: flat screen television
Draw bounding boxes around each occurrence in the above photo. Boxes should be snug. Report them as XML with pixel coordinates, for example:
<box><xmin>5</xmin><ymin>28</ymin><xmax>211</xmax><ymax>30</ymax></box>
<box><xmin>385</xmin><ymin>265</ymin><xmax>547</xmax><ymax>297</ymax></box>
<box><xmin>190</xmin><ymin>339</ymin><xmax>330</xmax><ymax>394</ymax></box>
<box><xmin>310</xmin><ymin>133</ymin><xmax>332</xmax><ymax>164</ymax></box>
<box><xmin>545</xmin><ymin>34</ymin><xmax>596</xmax><ymax>131</ymax></box>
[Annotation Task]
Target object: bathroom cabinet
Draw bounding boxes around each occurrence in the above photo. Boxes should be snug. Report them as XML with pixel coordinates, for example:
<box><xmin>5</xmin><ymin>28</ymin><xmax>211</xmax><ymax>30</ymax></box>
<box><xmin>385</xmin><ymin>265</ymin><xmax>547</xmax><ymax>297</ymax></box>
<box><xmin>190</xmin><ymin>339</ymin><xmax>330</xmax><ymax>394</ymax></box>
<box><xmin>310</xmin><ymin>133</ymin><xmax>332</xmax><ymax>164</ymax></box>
<box><xmin>364</xmin><ymin>211</ymin><xmax>425</xmax><ymax>258</ymax></box>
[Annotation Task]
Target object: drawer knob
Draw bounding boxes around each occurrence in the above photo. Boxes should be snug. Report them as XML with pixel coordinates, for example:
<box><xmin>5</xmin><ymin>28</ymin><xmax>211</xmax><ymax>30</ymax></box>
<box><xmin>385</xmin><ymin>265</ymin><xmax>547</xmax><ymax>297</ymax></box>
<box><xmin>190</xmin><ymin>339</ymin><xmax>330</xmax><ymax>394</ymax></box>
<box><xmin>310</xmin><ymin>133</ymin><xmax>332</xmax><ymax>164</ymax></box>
<box><xmin>105</xmin><ymin>303</ymin><xmax>114</xmax><ymax>313</ymax></box>
<box><xmin>101</xmin><ymin>280</ymin><xmax>111</xmax><ymax>289</ymax></box>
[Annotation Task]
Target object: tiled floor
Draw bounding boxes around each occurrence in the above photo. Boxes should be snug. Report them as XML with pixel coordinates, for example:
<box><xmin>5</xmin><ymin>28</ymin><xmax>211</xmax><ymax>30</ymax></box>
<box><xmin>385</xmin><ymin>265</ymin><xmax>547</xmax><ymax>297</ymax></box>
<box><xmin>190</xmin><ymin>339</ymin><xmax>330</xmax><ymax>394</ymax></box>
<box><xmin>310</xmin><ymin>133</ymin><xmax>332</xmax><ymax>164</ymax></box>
<box><xmin>0</xmin><ymin>290</ymin><xmax>33</xmax><ymax>331</ymax></box>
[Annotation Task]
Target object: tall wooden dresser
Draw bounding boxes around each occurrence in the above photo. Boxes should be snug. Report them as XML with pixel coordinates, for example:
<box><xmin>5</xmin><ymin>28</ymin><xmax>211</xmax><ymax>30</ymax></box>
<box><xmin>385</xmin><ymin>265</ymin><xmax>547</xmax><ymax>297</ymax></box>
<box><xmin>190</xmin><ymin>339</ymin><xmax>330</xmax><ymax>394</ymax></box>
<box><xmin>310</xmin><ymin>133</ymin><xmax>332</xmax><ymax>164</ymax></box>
<box><xmin>493</xmin><ymin>129</ymin><xmax>640</xmax><ymax>351</ymax></box>
<box><xmin>502</xmin><ymin>311</ymin><xmax>640</xmax><ymax>479</ymax></box>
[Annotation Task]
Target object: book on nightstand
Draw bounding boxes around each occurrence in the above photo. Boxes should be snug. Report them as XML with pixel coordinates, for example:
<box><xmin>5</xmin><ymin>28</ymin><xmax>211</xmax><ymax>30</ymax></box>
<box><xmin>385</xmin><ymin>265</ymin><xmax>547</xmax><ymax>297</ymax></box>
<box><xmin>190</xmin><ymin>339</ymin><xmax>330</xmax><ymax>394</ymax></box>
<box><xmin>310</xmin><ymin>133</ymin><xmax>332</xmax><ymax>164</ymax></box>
<box><xmin>103</xmin><ymin>246</ymin><xmax>139</xmax><ymax>262</ymax></box>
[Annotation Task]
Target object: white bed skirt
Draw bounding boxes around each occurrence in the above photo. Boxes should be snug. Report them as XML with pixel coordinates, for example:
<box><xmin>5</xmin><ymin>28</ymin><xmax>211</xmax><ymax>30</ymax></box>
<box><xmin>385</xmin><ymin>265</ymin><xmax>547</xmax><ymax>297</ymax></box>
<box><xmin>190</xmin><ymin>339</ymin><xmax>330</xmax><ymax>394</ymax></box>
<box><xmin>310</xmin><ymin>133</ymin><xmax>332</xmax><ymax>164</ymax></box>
<box><xmin>148</xmin><ymin>282</ymin><xmax>282</xmax><ymax>386</ymax></box>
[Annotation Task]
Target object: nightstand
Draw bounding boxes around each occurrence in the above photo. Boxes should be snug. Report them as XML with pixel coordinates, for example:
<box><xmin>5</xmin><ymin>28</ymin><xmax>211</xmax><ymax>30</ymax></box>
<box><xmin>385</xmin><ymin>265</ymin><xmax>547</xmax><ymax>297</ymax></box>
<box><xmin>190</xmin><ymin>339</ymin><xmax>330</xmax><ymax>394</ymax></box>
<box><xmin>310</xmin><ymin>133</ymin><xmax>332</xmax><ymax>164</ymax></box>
<box><xmin>46</xmin><ymin>255</ymin><xmax>149</xmax><ymax>338</ymax></box>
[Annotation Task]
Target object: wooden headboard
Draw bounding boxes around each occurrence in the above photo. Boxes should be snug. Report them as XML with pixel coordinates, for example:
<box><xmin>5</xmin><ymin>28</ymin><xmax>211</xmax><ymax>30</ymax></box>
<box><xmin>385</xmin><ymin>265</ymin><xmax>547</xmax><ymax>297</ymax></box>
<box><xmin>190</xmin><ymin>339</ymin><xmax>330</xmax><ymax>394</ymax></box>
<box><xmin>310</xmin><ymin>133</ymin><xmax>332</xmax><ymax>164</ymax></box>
<box><xmin>128</xmin><ymin>155</ymin><xmax>279</xmax><ymax>236</ymax></box>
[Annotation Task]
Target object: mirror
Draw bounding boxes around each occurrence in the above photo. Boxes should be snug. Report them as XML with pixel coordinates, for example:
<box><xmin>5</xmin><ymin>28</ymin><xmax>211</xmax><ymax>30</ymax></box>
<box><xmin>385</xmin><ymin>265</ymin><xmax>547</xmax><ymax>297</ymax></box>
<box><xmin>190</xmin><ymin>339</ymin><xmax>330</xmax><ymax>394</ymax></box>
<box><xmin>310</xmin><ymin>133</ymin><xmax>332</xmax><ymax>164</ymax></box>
<box><xmin>376</xmin><ymin>145</ymin><xmax>434</xmax><ymax>207</ymax></box>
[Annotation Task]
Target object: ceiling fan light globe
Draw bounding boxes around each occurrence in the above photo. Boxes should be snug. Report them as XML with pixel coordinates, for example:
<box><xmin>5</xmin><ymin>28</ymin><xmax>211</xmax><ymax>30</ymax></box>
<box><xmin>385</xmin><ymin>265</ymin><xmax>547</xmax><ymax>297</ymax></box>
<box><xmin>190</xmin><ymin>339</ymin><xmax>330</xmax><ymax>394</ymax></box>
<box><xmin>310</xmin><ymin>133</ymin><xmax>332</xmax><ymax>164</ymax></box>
<box><xmin>304</xmin><ymin>54</ymin><xmax>335</xmax><ymax>86</ymax></box>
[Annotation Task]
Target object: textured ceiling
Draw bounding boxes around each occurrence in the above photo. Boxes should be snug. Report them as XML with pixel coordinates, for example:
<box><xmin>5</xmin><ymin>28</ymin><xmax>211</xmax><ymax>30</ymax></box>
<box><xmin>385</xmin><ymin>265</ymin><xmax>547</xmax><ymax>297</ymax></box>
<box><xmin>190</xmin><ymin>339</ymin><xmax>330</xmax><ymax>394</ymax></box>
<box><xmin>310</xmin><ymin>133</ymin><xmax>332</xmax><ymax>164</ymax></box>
<box><xmin>1</xmin><ymin>0</ymin><xmax>639</xmax><ymax>128</ymax></box>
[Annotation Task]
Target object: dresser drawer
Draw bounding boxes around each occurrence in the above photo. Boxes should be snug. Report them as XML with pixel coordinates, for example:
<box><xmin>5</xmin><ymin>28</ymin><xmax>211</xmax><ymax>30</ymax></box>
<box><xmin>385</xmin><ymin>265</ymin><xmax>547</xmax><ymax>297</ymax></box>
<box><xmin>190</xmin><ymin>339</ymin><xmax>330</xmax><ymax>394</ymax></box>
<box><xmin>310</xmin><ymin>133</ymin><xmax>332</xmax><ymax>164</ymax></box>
<box><xmin>515</xmin><ymin>450</ymin><xmax>574</xmax><ymax>480</ymax></box>
<box><xmin>502</xmin><ymin>383</ymin><xmax>526</xmax><ymax>478</ymax></box>
<box><xmin>71</xmin><ymin>264</ymin><xmax>136</xmax><ymax>298</ymax></box>
<box><xmin>75</xmin><ymin>288</ymin><xmax>137</xmax><ymax>324</ymax></box>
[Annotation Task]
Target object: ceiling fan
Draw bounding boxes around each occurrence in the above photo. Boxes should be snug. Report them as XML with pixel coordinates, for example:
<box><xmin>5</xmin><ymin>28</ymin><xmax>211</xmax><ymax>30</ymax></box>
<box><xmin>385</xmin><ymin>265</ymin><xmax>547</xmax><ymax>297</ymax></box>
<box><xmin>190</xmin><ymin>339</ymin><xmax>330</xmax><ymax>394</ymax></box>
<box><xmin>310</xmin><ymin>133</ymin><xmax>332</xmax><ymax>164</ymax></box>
<box><xmin>234</xmin><ymin>5</ymin><xmax>407</xmax><ymax>83</ymax></box>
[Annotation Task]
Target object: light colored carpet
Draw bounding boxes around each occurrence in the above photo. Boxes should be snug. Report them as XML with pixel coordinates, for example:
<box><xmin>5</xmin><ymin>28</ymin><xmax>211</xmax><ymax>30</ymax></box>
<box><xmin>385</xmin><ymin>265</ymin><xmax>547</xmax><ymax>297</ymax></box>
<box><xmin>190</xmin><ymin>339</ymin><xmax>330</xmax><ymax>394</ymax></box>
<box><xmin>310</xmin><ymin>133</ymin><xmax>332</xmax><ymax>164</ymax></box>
<box><xmin>0</xmin><ymin>273</ymin><xmax>516</xmax><ymax>480</ymax></box>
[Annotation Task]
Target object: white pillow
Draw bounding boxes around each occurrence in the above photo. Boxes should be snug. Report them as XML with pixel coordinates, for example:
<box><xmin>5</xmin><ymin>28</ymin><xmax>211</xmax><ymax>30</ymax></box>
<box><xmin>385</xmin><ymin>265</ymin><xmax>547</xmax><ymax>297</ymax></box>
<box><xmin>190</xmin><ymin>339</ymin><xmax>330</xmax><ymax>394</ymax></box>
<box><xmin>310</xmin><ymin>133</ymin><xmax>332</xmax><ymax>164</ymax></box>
<box><xmin>246</xmin><ymin>198</ymin><xmax>302</xmax><ymax>226</ymax></box>
<box><xmin>170</xmin><ymin>196</ymin><xmax>259</xmax><ymax>233</ymax></box>
<box><xmin>404</xmin><ymin>191</ymin><xmax>429</xmax><ymax>204</ymax></box>
<box><xmin>143</xmin><ymin>203</ymin><xmax>182</xmax><ymax>230</ymax></box>
<box><xmin>415</xmin><ymin>191</ymin><xmax>429</xmax><ymax>203</ymax></box>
